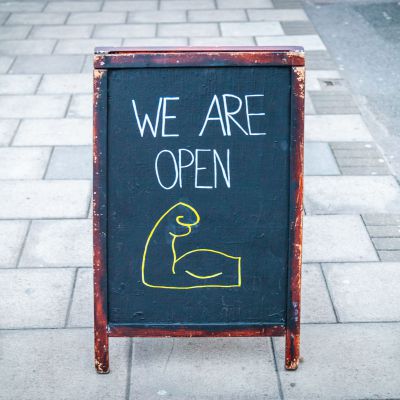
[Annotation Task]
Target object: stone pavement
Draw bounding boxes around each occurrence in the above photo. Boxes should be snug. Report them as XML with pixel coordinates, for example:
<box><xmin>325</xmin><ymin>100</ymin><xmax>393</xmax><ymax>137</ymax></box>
<box><xmin>1</xmin><ymin>0</ymin><xmax>400</xmax><ymax>399</ymax></box>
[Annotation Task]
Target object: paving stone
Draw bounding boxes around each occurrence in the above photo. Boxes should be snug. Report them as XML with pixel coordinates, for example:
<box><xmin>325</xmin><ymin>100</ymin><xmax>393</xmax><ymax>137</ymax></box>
<box><xmin>363</xmin><ymin>213</ymin><xmax>400</xmax><ymax>226</ymax></box>
<box><xmin>67</xmin><ymin>94</ymin><xmax>91</xmax><ymax>118</ymax></box>
<box><xmin>0</xmin><ymin>329</ymin><xmax>130</xmax><ymax>400</ymax></box>
<box><xmin>336</xmin><ymin>157</ymin><xmax>385</xmax><ymax>167</ymax></box>
<box><xmin>303</xmin><ymin>215</ymin><xmax>378</xmax><ymax>263</ymax></box>
<box><xmin>340</xmin><ymin>166</ymin><xmax>390</xmax><ymax>176</ymax></box>
<box><xmin>54</xmin><ymin>38</ymin><xmax>122</xmax><ymax>54</ymax></box>
<box><xmin>130</xmin><ymin>337</ymin><xmax>280</xmax><ymax>399</ymax></box>
<box><xmin>379</xmin><ymin>251</ymin><xmax>400</xmax><ymax>262</ymax></box>
<box><xmin>0</xmin><ymin>95</ymin><xmax>69</xmax><ymax>118</ymax></box>
<box><xmin>103</xmin><ymin>0</ymin><xmax>157</xmax><ymax>11</ymax></box>
<box><xmin>0</xmin><ymin>74</ymin><xmax>40</xmax><ymax>94</ymax></box>
<box><xmin>323</xmin><ymin>262</ymin><xmax>400</xmax><ymax>322</ymax></box>
<box><xmin>158</xmin><ymin>23</ymin><xmax>220</xmax><ymax>37</ymax></box>
<box><xmin>10</xmin><ymin>55</ymin><xmax>85</xmax><ymax>74</ymax></box>
<box><xmin>306</xmin><ymin>70</ymin><xmax>341</xmax><ymax>91</ymax></box>
<box><xmin>221</xmin><ymin>21</ymin><xmax>283</xmax><ymax>36</ymax></box>
<box><xmin>67</xmin><ymin>11</ymin><xmax>126</xmax><ymax>24</ymax></box>
<box><xmin>332</xmin><ymin>148</ymin><xmax>380</xmax><ymax>158</ymax></box>
<box><xmin>190</xmin><ymin>36</ymin><xmax>255</xmax><ymax>45</ymax></box>
<box><xmin>274</xmin><ymin>323</ymin><xmax>400</xmax><ymax>399</ymax></box>
<box><xmin>46</xmin><ymin>146</ymin><xmax>91</xmax><ymax>180</ymax></box>
<box><xmin>38</xmin><ymin>73</ymin><xmax>91</xmax><ymax>94</ymax></box>
<box><xmin>329</xmin><ymin>141</ymin><xmax>375</xmax><ymax>150</ymax></box>
<box><xmin>0</xmin><ymin>180</ymin><xmax>90</xmax><ymax>219</ymax></box>
<box><xmin>0</xmin><ymin>2</ymin><xmax>45</xmax><ymax>12</ymax></box>
<box><xmin>0</xmin><ymin>220</ymin><xmax>28</xmax><ymax>268</ymax></box>
<box><xmin>20</xmin><ymin>219</ymin><xmax>92</xmax><ymax>267</ymax></box>
<box><xmin>128</xmin><ymin>10</ymin><xmax>186</xmax><ymax>23</ymax></box>
<box><xmin>0</xmin><ymin>39</ymin><xmax>56</xmax><ymax>55</ymax></box>
<box><xmin>0</xmin><ymin>56</ymin><xmax>14</xmax><ymax>73</ymax></box>
<box><xmin>189</xmin><ymin>9</ymin><xmax>246</xmax><ymax>22</ymax></box>
<box><xmin>256</xmin><ymin>35</ymin><xmax>326</xmax><ymax>50</ymax></box>
<box><xmin>161</xmin><ymin>0</ymin><xmax>214</xmax><ymax>9</ymax></box>
<box><xmin>271</xmin><ymin>0</ymin><xmax>302</xmax><ymax>8</ymax></box>
<box><xmin>6</xmin><ymin>12</ymin><xmax>67</xmax><ymax>25</ymax></box>
<box><xmin>45</xmin><ymin>1</ymin><xmax>102</xmax><ymax>12</ymax></box>
<box><xmin>0</xmin><ymin>147</ymin><xmax>51</xmax><ymax>179</ymax></box>
<box><xmin>304</xmin><ymin>91</ymin><xmax>316</xmax><ymax>114</ymax></box>
<box><xmin>217</xmin><ymin>0</ymin><xmax>273</xmax><ymax>8</ymax></box>
<box><xmin>367</xmin><ymin>225</ymin><xmax>400</xmax><ymax>237</ymax></box>
<box><xmin>302</xmin><ymin>263</ymin><xmax>336</xmax><ymax>323</ymax></box>
<box><xmin>14</xmin><ymin>118</ymin><xmax>91</xmax><ymax>146</ymax></box>
<box><xmin>0</xmin><ymin>119</ymin><xmax>19</xmax><ymax>146</ymax></box>
<box><xmin>281</xmin><ymin>21</ymin><xmax>316</xmax><ymax>35</ymax></box>
<box><xmin>248</xmin><ymin>9</ymin><xmax>308</xmax><ymax>21</ymax></box>
<box><xmin>93</xmin><ymin>24</ymin><xmax>155</xmax><ymax>38</ymax></box>
<box><xmin>305</xmin><ymin>176</ymin><xmax>400</xmax><ymax>214</ymax></box>
<box><xmin>0</xmin><ymin>268</ymin><xmax>74</xmax><ymax>328</ymax></box>
<box><xmin>68</xmin><ymin>267</ymin><xmax>93</xmax><ymax>327</ymax></box>
<box><xmin>305</xmin><ymin>115</ymin><xmax>373</xmax><ymax>142</ymax></box>
<box><xmin>309</xmin><ymin>91</ymin><xmax>359</xmax><ymax>114</ymax></box>
<box><xmin>305</xmin><ymin>50</ymin><xmax>337</xmax><ymax>70</ymax></box>
<box><xmin>304</xmin><ymin>142</ymin><xmax>340</xmax><ymax>175</ymax></box>
<box><xmin>0</xmin><ymin>12</ymin><xmax>8</xmax><ymax>24</ymax></box>
<box><xmin>123</xmin><ymin>37</ymin><xmax>188</xmax><ymax>46</ymax></box>
<box><xmin>0</xmin><ymin>25</ymin><xmax>31</xmax><ymax>39</ymax></box>
<box><xmin>372</xmin><ymin>237</ymin><xmax>400</xmax><ymax>250</ymax></box>
<box><xmin>30</xmin><ymin>25</ymin><xmax>94</xmax><ymax>39</ymax></box>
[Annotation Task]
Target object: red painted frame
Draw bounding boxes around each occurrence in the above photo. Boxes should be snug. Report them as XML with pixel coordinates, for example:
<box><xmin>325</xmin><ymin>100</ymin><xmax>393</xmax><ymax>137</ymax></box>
<box><xmin>93</xmin><ymin>47</ymin><xmax>304</xmax><ymax>374</ymax></box>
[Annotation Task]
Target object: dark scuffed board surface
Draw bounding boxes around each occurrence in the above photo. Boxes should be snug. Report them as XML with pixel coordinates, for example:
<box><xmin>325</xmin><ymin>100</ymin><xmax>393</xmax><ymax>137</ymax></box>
<box><xmin>107</xmin><ymin>66</ymin><xmax>292</xmax><ymax>327</ymax></box>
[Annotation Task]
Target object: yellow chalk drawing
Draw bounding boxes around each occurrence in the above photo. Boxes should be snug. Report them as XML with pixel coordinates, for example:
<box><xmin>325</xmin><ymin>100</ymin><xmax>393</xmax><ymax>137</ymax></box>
<box><xmin>141</xmin><ymin>202</ymin><xmax>242</xmax><ymax>289</ymax></box>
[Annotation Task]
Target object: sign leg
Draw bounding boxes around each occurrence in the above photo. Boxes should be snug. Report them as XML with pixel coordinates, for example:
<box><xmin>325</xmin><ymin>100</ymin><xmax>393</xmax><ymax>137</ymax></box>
<box><xmin>285</xmin><ymin>329</ymin><xmax>300</xmax><ymax>370</ymax></box>
<box><xmin>95</xmin><ymin>328</ymin><xmax>109</xmax><ymax>374</ymax></box>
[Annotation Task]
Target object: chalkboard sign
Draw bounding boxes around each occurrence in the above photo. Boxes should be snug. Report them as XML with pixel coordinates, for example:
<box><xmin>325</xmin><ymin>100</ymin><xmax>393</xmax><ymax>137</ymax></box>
<box><xmin>93</xmin><ymin>47</ymin><xmax>304</xmax><ymax>374</ymax></box>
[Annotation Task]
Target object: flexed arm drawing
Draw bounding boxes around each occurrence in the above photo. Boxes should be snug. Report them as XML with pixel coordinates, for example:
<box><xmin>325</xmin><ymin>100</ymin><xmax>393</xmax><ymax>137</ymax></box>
<box><xmin>141</xmin><ymin>202</ymin><xmax>242</xmax><ymax>289</ymax></box>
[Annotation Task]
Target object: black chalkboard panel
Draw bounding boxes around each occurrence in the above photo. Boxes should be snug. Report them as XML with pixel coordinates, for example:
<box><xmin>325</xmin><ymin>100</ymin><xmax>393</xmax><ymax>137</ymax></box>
<box><xmin>93</xmin><ymin>47</ymin><xmax>304</xmax><ymax>373</ymax></box>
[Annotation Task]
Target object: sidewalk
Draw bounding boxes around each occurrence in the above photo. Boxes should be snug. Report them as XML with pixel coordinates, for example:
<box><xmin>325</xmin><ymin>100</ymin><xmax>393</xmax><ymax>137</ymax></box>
<box><xmin>1</xmin><ymin>0</ymin><xmax>400</xmax><ymax>399</ymax></box>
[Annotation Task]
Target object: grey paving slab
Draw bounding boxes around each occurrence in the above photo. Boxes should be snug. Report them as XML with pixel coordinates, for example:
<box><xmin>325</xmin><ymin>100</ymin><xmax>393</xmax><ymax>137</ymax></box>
<box><xmin>304</xmin><ymin>142</ymin><xmax>340</xmax><ymax>175</ymax></box>
<box><xmin>0</xmin><ymin>74</ymin><xmax>40</xmax><ymax>94</ymax></box>
<box><xmin>46</xmin><ymin>146</ymin><xmax>91</xmax><ymax>179</ymax></box>
<box><xmin>130</xmin><ymin>337</ymin><xmax>280</xmax><ymax>399</ymax></box>
<box><xmin>274</xmin><ymin>323</ymin><xmax>400</xmax><ymax>400</ymax></box>
<box><xmin>221</xmin><ymin>21</ymin><xmax>283</xmax><ymax>36</ymax></box>
<box><xmin>30</xmin><ymin>25</ymin><xmax>94</xmax><ymax>39</ymax></box>
<box><xmin>190</xmin><ymin>36</ymin><xmax>255</xmax><ymax>45</ymax></box>
<box><xmin>158</xmin><ymin>22</ymin><xmax>220</xmax><ymax>37</ymax></box>
<box><xmin>0</xmin><ymin>39</ymin><xmax>56</xmax><ymax>55</ymax></box>
<box><xmin>379</xmin><ymin>251</ymin><xmax>400</xmax><ymax>262</ymax></box>
<box><xmin>189</xmin><ymin>9</ymin><xmax>246</xmax><ymax>22</ymax></box>
<box><xmin>38</xmin><ymin>73</ymin><xmax>91</xmax><ymax>94</ymax></box>
<box><xmin>305</xmin><ymin>70</ymin><xmax>341</xmax><ymax>91</ymax></box>
<box><xmin>256</xmin><ymin>35</ymin><xmax>326</xmax><ymax>50</ymax></box>
<box><xmin>372</xmin><ymin>237</ymin><xmax>400</xmax><ymax>250</ymax></box>
<box><xmin>340</xmin><ymin>166</ymin><xmax>390</xmax><ymax>176</ymax></box>
<box><xmin>272</xmin><ymin>0</ymin><xmax>302</xmax><ymax>8</ymax></box>
<box><xmin>68</xmin><ymin>267</ymin><xmax>93</xmax><ymax>327</ymax></box>
<box><xmin>128</xmin><ymin>10</ymin><xmax>186</xmax><ymax>23</ymax></box>
<box><xmin>93</xmin><ymin>24</ymin><xmax>156</xmax><ymax>38</ymax></box>
<box><xmin>45</xmin><ymin>1</ymin><xmax>102</xmax><ymax>12</ymax></box>
<box><xmin>305</xmin><ymin>176</ymin><xmax>400</xmax><ymax>214</ymax></box>
<box><xmin>247</xmin><ymin>9</ymin><xmax>308</xmax><ymax>21</ymax></box>
<box><xmin>54</xmin><ymin>38</ymin><xmax>122</xmax><ymax>54</ymax></box>
<box><xmin>20</xmin><ymin>219</ymin><xmax>92</xmax><ymax>267</ymax></box>
<box><xmin>0</xmin><ymin>329</ymin><xmax>130</xmax><ymax>400</ymax></box>
<box><xmin>0</xmin><ymin>147</ymin><xmax>51</xmax><ymax>179</ymax></box>
<box><xmin>0</xmin><ymin>26</ymin><xmax>31</xmax><ymax>39</ymax></box>
<box><xmin>0</xmin><ymin>220</ymin><xmax>28</xmax><ymax>268</ymax></box>
<box><xmin>67</xmin><ymin>11</ymin><xmax>126</xmax><ymax>25</ymax></box>
<box><xmin>0</xmin><ymin>119</ymin><xmax>19</xmax><ymax>146</ymax></box>
<box><xmin>304</xmin><ymin>92</ymin><xmax>316</xmax><ymax>114</ymax></box>
<box><xmin>10</xmin><ymin>55</ymin><xmax>85</xmax><ymax>74</ymax></box>
<box><xmin>305</xmin><ymin>50</ymin><xmax>337</xmax><ymax>70</ymax></box>
<box><xmin>302</xmin><ymin>263</ymin><xmax>336</xmax><ymax>323</ymax></box>
<box><xmin>0</xmin><ymin>268</ymin><xmax>74</xmax><ymax>328</ymax></box>
<box><xmin>323</xmin><ymin>262</ymin><xmax>400</xmax><ymax>322</ymax></box>
<box><xmin>362</xmin><ymin>213</ymin><xmax>400</xmax><ymax>226</ymax></box>
<box><xmin>330</xmin><ymin>141</ymin><xmax>376</xmax><ymax>150</ymax></box>
<box><xmin>217</xmin><ymin>0</ymin><xmax>273</xmax><ymax>8</ymax></box>
<box><xmin>0</xmin><ymin>180</ymin><xmax>90</xmax><ymax>219</ymax></box>
<box><xmin>0</xmin><ymin>95</ymin><xmax>69</xmax><ymax>118</ymax></box>
<box><xmin>123</xmin><ymin>37</ymin><xmax>188</xmax><ymax>46</ymax></box>
<box><xmin>309</xmin><ymin>91</ymin><xmax>359</xmax><ymax>114</ymax></box>
<box><xmin>14</xmin><ymin>118</ymin><xmax>92</xmax><ymax>146</ymax></box>
<box><xmin>303</xmin><ymin>215</ymin><xmax>378</xmax><ymax>263</ymax></box>
<box><xmin>0</xmin><ymin>2</ymin><xmax>45</xmax><ymax>12</ymax></box>
<box><xmin>67</xmin><ymin>94</ymin><xmax>91</xmax><ymax>118</ymax></box>
<box><xmin>103</xmin><ymin>1</ymin><xmax>158</xmax><ymax>11</ymax></box>
<box><xmin>336</xmin><ymin>157</ymin><xmax>385</xmax><ymax>167</ymax></box>
<box><xmin>0</xmin><ymin>56</ymin><xmax>14</xmax><ymax>73</ymax></box>
<box><xmin>6</xmin><ymin>12</ymin><xmax>68</xmax><ymax>25</ymax></box>
<box><xmin>281</xmin><ymin>20</ymin><xmax>316</xmax><ymax>35</ymax></box>
<box><xmin>305</xmin><ymin>115</ymin><xmax>373</xmax><ymax>142</ymax></box>
<box><xmin>161</xmin><ymin>0</ymin><xmax>215</xmax><ymax>9</ymax></box>
<box><xmin>367</xmin><ymin>225</ymin><xmax>400</xmax><ymax>237</ymax></box>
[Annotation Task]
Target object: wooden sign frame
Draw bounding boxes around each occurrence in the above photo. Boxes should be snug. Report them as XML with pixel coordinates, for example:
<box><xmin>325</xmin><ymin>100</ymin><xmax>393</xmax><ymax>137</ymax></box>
<box><xmin>93</xmin><ymin>47</ymin><xmax>304</xmax><ymax>374</ymax></box>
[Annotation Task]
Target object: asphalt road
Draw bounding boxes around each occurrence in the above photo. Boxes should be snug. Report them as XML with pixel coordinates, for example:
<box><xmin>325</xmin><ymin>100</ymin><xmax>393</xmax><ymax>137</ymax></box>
<box><xmin>304</xmin><ymin>0</ymin><xmax>400</xmax><ymax>177</ymax></box>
